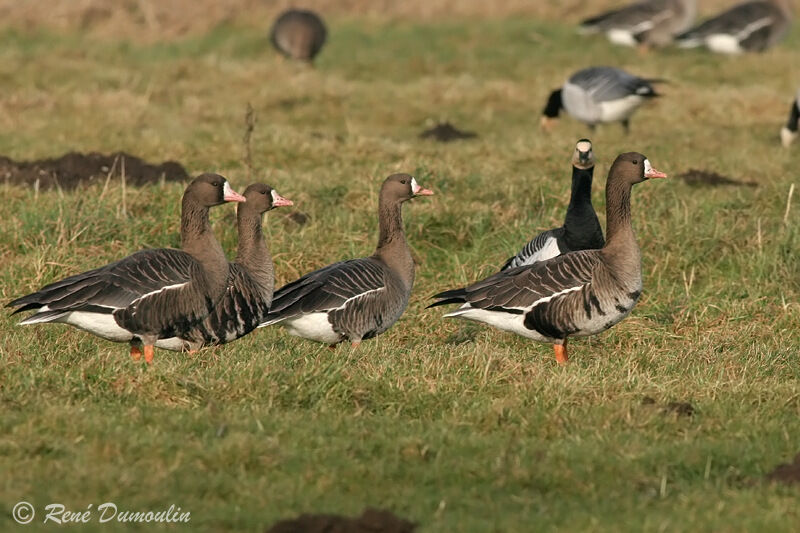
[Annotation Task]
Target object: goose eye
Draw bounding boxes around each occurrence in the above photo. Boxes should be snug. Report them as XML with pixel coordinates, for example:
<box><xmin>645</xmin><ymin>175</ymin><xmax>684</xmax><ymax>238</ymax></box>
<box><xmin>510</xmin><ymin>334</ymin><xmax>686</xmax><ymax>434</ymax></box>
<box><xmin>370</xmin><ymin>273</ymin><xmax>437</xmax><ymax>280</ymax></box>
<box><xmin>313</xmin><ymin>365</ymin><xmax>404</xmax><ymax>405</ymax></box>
<box><xmin>400</xmin><ymin>179</ymin><xmax>407</xmax><ymax>185</ymax></box>
<box><xmin>632</xmin><ymin>160</ymin><xmax>638</xmax><ymax>165</ymax></box>
<box><xmin>262</xmin><ymin>190</ymin><xmax>267</xmax><ymax>195</ymax></box>
<box><xmin>212</xmin><ymin>181</ymin><xmax>220</xmax><ymax>187</ymax></box>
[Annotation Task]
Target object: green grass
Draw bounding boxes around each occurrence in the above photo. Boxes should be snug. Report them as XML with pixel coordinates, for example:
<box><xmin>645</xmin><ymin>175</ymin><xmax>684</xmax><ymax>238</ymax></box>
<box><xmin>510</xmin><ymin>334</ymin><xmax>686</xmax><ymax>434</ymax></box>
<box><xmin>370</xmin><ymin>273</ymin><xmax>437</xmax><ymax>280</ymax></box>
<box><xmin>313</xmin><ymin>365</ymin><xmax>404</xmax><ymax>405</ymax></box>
<box><xmin>1</xmin><ymin>16</ymin><xmax>799</xmax><ymax>532</ymax></box>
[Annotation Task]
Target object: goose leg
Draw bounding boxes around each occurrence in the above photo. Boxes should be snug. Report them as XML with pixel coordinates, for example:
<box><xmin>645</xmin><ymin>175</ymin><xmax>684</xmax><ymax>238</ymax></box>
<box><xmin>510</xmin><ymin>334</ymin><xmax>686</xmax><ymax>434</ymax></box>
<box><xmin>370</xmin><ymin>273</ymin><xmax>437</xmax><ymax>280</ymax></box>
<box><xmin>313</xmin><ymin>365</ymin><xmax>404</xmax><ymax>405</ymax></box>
<box><xmin>621</xmin><ymin>119</ymin><xmax>630</xmax><ymax>134</ymax></box>
<box><xmin>351</xmin><ymin>341</ymin><xmax>361</xmax><ymax>348</ymax></box>
<box><xmin>553</xmin><ymin>341</ymin><xmax>568</xmax><ymax>365</ymax></box>
<box><xmin>130</xmin><ymin>345</ymin><xmax>142</xmax><ymax>361</ymax></box>
<box><xmin>143</xmin><ymin>345</ymin><xmax>155</xmax><ymax>364</ymax></box>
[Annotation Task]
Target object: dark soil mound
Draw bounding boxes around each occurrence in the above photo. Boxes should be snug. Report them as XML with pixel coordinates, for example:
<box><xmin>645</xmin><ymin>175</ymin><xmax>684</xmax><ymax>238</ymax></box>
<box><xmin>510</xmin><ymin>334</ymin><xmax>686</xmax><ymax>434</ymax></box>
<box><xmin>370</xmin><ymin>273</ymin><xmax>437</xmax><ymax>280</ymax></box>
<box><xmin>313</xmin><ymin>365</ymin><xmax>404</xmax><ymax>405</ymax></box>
<box><xmin>267</xmin><ymin>508</ymin><xmax>416</xmax><ymax>533</ymax></box>
<box><xmin>0</xmin><ymin>151</ymin><xmax>189</xmax><ymax>190</ymax></box>
<box><xmin>765</xmin><ymin>453</ymin><xmax>800</xmax><ymax>486</ymax></box>
<box><xmin>419</xmin><ymin>122</ymin><xmax>477</xmax><ymax>142</ymax></box>
<box><xmin>677</xmin><ymin>169</ymin><xmax>757</xmax><ymax>188</ymax></box>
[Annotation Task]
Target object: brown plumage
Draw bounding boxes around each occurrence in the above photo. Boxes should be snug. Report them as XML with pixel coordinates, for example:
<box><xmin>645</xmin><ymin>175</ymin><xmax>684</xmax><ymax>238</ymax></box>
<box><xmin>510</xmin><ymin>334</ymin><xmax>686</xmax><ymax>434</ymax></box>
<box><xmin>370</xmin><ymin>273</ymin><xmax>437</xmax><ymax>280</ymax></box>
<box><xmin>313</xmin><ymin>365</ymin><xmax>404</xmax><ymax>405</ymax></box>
<box><xmin>261</xmin><ymin>174</ymin><xmax>433</xmax><ymax>346</ymax></box>
<box><xmin>429</xmin><ymin>153</ymin><xmax>667</xmax><ymax>365</ymax></box>
<box><xmin>7</xmin><ymin>174</ymin><xmax>246</xmax><ymax>363</ymax></box>
<box><xmin>270</xmin><ymin>9</ymin><xmax>327</xmax><ymax>62</ymax></box>
<box><xmin>156</xmin><ymin>184</ymin><xmax>293</xmax><ymax>351</ymax></box>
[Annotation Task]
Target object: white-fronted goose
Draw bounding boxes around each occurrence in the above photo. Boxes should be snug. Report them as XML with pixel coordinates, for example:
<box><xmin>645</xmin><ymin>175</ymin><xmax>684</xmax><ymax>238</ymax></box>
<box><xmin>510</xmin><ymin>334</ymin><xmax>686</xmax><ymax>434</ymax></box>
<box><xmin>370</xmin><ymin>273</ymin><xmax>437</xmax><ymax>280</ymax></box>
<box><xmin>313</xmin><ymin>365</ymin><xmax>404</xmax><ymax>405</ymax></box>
<box><xmin>580</xmin><ymin>0</ymin><xmax>697</xmax><ymax>48</ymax></box>
<box><xmin>7</xmin><ymin>174</ymin><xmax>246</xmax><ymax>363</ymax></box>
<box><xmin>542</xmin><ymin>67</ymin><xmax>662</xmax><ymax>133</ymax></box>
<box><xmin>781</xmin><ymin>88</ymin><xmax>800</xmax><ymax>148</ymax></box>
<box><xmin>676</xmin><ymin>0</ymin><xmax>792</xmax><ymax>54</ymax></box>
<box><xmin>429</xmin><ymin>153</ymin><xmax>667</xmax><ymax>365</ymax></box>
<box><xmin>260</xmin><ymin>174</ymin><xmax>433</xmax><ymax>346</ymax></box>
<box><xmin>270</xmin><ymin>9</ymin><xmax>327</xmax><ymax>62</ymax></box>
<box><xmin>502</xmin><ymin>139</ymin><xmax>604</xmax><ymax>271</ymax></box>
<box><xmin>155</xmin><ymin>184</ymin><xmax>293</xmax><ymax>352</ymax></box>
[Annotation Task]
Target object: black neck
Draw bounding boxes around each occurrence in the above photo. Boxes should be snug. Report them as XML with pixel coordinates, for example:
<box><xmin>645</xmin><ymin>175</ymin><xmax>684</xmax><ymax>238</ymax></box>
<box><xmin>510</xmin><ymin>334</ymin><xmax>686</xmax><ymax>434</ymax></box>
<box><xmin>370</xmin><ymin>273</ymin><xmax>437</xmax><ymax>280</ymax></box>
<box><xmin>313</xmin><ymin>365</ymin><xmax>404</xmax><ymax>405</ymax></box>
<box><xmin>542</xmin><ymin>89</ymin><xmax>563</xmax><ymax>119</ymax></box>
<box><xmin>787</xmin><ymin>99</ymin><xmax>800</xmax><ymax>132</ymax></box>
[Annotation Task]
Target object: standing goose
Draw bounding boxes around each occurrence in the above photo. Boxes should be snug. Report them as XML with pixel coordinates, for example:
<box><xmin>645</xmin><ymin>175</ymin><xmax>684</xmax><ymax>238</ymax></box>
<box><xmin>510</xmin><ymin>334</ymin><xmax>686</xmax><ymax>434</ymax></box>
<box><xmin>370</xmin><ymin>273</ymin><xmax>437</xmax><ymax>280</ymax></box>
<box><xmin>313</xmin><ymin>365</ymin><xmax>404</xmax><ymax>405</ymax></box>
<box><xmin>260</xmin><ymin>174</ymin><xmax>433</xmax><ymax>347</ymax></box>
<box><xmin>675</xmin><ymin>0</ymin><xmax>792</xmax><ymax>54</ymax></box>
<box><xmin>270</xmin><ymin>9</ymin><xmax>327</xmax><ymax>63</ymax></box>
<box><xmin>542</xmin><ymin>67</ymin><xmax>662</xmax><ymax>133</ymax></box>
<box><xmin>781</xmin><ymin>88</ymin><xmax>800</xmax><ymax>148</ymax></box>
<box><xmin>7</xmin><ymin>174</ymin><xmax>246</xmax><ymax>363</ymax></box>
<box><xmin>428</xmin><ymin>153</ymin><xmax>667</xmax><ymax>365</ymax></box>
<box><xmin>502</xmin><ymin>139</ymin><xmax>604</xmax><ymax>271</ymax></box>
<box><xmin>155</xmin><ymin>184</ymin><xmax>293</xmax><ymax>352</ymax></box>
<box><xmin>579</xmin><ymin>0</ymin><xmax>697</xmax><ymax>48</ymax></box>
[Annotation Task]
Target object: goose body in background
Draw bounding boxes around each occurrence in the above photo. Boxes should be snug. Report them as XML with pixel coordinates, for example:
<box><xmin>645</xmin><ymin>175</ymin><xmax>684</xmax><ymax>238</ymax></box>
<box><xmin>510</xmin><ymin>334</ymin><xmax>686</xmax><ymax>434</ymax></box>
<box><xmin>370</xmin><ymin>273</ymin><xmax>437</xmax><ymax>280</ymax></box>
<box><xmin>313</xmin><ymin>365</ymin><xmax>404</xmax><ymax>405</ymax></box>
<box><xmin>155</xmin><ymin>184</ymin><xmax>293</xmax><ymax>352</ymax></box>
<box><xmin>675</xmin><ymin>0</ymin><xmax>792</xmax><ymax>54</ymax></box>
<box><xmin>270</xmin><ymin>9</ymin><xmax>327</xmax><ymax>62</ymax></box>
<box><xmin>260</xmin><ymin>174</ymin><xmax>433</xmax><ymax>346</ymax></box>
<box><xmin>542</xmin><ymin>67</ymin><xmax>662</xmax><ymax>133</ymax></box>
<box><xmin>502</xmin><ymin>139</ymin><xmax>604</xmax><ymax>271</ymax></box>
<box><xmin>781</xmin><ymin>89</ymin><xmax>800</xmax><ymax>148</ymax></box>
<box><xmin>579</xmin><ymin>0</ymin><xmax>697</xmax><ymax>48</ymax></box>
<box><xmin>7</xmin><ymin>174</ymin><xmax>246</xmax><ymax>363</ymax></box>
<box><xmin>429</xmin><ymin>153</ymin><xmax>667</xmax><ymax>365</ymax></box>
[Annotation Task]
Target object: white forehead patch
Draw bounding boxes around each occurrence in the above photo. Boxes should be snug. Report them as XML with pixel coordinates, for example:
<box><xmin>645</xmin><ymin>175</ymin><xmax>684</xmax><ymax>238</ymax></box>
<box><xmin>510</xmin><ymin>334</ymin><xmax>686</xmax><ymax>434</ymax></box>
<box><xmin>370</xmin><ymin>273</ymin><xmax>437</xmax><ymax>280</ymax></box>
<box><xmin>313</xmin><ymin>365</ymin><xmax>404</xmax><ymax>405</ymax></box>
<box><xmin>223</xmin><ymin>181</ymin><xmax>233</xmax><ymax>196</ymax></box>
<box><xmin>644</xmin><ymin>159</ymin><xmax>652</xmax><ymax>174</ymax></box>
<box><xmin>410</xmin><ymin>176</ymin><xmax>420</xmax><ymax>193</ymax></box>
<box><xmin>271</xmin><ymin>189</ymin><xmax>279</xmax><ymax>202</ymax></box>
<box><xmin>576</xmin><ymin>141</ymin><xmax>592</xmax><ymax>153</ymax></box>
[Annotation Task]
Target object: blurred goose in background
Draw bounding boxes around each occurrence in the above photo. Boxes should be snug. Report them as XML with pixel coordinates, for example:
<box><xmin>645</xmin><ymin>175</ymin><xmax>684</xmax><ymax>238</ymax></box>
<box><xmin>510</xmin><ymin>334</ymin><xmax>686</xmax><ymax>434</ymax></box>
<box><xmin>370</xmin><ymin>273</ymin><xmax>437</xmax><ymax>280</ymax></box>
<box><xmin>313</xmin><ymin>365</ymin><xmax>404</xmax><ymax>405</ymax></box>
<box><xmin>580</xmin><ymin>0</ymin><xmax>697</xmax><ymax>48</ymax></box>
<box><xmin>781</xmin><ymin>89</ymin><xmax>800</xmax><ymax>147</ymax></box>
<box><xmin>156</xmin><ymin>184</ymin><xmax>293</xmax><ymax>352</ymax></box>
<box><xmin>675</xmin><ymin>0</ymin><xmax>793</xmax><ymax>53</ymax></box>
<box><xmin>270</xmin><ymin>8</ymin><xmax>327</xmax><ymax>62</ymax></box>
<box><xmin>260</xmin><ymin>174</ymin><xmax>433</xmax><ymax>347</ymax></box>
<box><xmin>542</xmin><ymin>67</ymin><xmax>663</xmax><ymax>133</ymax></box>
<box><xmin>7</xmin><ymin>175</ymin><xmax>245</xmax><ymax>364</ymax></box>
<box><xmin>502</xmin><ymin>139</ymin><xmax>604</xmax><ymax>271</ymax></box>
<box><xmin>429</xmin><ymin>153</ymin><xmax>667</xmax><ymax>365</ymax></box>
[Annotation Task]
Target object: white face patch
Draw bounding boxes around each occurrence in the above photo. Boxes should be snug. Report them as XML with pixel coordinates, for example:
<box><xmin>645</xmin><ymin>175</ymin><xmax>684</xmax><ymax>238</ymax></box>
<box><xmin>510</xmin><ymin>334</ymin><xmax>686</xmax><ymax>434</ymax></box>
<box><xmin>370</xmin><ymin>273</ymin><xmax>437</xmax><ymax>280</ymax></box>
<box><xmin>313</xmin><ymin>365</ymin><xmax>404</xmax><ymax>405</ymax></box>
<box><xmin>575</xmin><ymin>141</ymin><xmax>592</xmax><ymax>153</ymax></box>
<box><xmin>410</xmin><ymin>176</ymin><xmax>421</xmax><ymax>194</ymax></box>
<box><xmin>223</xmin><ymin>181</ymin><xmax>233</xmax><ymax>198</ymax></box>
<box><xmin>271</xmin><ymin>189</ymin><xmax>279</xmax><ymax>203</ymax></box>
<box><xmin>644</xmin><ymin>159</ymin><xmax>652</xmax><ymax>175</ymax></box>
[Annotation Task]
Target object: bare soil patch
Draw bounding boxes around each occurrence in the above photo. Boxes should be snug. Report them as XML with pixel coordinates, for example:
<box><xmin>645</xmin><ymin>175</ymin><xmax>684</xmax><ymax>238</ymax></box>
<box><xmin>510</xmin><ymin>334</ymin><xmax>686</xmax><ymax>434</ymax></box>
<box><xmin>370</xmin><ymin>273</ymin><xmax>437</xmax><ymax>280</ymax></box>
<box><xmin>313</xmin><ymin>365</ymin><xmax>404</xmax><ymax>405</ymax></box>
<box><xmin>419</xmin><ymin>122</ymin><xmax>478</xmax><ymax>142</ymax></box>
<box><xmin>765</xmin><ymin>453</ymin><xmax>800</xmax><ymax>486</ymax></box>
<box><xmin>267</xmin><ymin>508</ymin><xmax>416</xmax><ymax>533</ymax></box>
<box><xmin>0</xmin><ymin>152</ymin><xmax>188</xmax><ymax>190</ymax></box>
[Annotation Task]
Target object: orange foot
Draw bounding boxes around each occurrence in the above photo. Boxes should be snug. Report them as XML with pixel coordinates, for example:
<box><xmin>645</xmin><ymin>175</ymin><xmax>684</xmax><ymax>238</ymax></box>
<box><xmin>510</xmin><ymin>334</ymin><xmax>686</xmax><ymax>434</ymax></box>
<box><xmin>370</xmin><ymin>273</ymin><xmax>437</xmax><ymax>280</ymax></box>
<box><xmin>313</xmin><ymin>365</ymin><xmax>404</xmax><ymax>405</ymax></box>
<box><xmin>144</xmin><ymin>345</ymin><xmax>155</xmax><ymax>364</ymax></box>
<box><xmin>130</xmin><ymin>345</ymin><xmax>142</xmax><ymax>361</ymax></box>
<box><xmin>351</xmin><ymin>341</ymin><xmax>361</xmax><ymax>348</ymax></box>
<box><xmin>554</xmin><ymin>343</ymin><xmax>568</xmax><ymax>366</ymax></box>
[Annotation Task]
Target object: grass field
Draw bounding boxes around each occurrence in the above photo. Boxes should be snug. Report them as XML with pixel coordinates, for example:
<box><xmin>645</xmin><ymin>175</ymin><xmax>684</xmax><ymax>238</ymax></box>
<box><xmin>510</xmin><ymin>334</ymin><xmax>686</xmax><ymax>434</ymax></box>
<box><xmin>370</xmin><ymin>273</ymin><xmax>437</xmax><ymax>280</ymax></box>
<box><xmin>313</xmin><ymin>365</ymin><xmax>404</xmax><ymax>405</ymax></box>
<box><xmin>1</xmin><ymin>9</ymin><xmax>799</xmax><ymax>532</ymax></box>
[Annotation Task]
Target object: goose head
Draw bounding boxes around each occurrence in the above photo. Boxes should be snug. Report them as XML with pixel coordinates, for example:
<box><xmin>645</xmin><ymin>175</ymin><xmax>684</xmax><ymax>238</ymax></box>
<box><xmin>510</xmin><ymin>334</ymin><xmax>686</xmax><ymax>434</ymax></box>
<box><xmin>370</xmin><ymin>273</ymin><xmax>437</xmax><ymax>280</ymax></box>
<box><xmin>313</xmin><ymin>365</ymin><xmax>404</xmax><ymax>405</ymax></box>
<box><xmin>609</xmin><ymin>152</ymin><xmax>667</xmax><ymax>185</ymax></box>
<box><xmin>572</xmin><ymin>139</ymin><xmax>595</xmax><ymax>169</ymax></box>
<box><xmin>241</xmin><ymin>183</ymin><xmax>293</xmax><ymax>214</ymax></box>
<box><xmin>188</xmin><ymin>173</ymin><xmax>246</xmax><ymax>206</ymax></box>
<box><xmin>382</xmin><ymin>173</ymin><xmax>434</xmax><ymax>203</ymax></box>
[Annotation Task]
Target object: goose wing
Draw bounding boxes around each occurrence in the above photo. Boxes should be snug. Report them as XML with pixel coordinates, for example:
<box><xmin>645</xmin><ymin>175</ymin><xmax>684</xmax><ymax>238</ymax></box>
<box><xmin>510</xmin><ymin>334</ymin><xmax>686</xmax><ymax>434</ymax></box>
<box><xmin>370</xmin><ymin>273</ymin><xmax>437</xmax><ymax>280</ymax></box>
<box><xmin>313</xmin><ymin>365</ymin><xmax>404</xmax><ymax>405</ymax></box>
<box><xmin>677</xmin><ymin>2</ymin><xmax>785</xmax><ymax>44</ymax></box>
<box><xmin>501</xmin><ymin>229</ymin><xmax>563</xmax><ymax>271</ymax></box>
<box><xmin>8</xmin><ymin>249</ymin><xmax>197</xmax><ymax>319</ymax></box>
<box><xmin>261</xmin><ymin>257</ymin><xmax>388</xmax><ymax>324</ymax></box>
<box><xmin>581</xmin><ymin>0</ymin><xmax>678</xmax><ymax>34</ymax></box>
<box><xmin>569</xmin><ymin>67</ymin><xmax>659</xmax><ymax>102</ymax></box>
<box><xmin>432</xmin><ymin>250</ymin><xmax>600</xmax><ymax>314</ymax></box>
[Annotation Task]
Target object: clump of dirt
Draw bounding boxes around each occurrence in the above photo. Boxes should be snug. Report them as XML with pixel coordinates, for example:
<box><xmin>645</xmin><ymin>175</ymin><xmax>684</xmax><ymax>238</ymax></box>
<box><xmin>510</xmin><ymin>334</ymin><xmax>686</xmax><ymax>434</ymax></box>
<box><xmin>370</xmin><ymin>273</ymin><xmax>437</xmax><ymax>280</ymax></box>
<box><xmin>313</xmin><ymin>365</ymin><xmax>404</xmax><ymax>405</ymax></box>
<box><xmin>641</xmin><ymin>396</ymin><xmax>695</xmax><ymax>417</ymax></box>
<box><xmin>266</xmin><ymin>508</ymin><xmax>416</xmax><ymax>533</ymax></box>
<box><xmin>0</xmin><ymin>151</ymin><xmax>189</xmax><ymax>190</ymax></box>
<box><xmin>419</xmin><ymin>122</ymin><xmax>478</xmax><ymax>142</ymax></box>
<box><xmin>677</xmin><ymin>169</ymin><xmax>757</xmax><ymax>188</ymax></box>
<box><xmin>765</xmin><ymin>453</ymin><xmax>800</xmax><ymax>486</ymax></box>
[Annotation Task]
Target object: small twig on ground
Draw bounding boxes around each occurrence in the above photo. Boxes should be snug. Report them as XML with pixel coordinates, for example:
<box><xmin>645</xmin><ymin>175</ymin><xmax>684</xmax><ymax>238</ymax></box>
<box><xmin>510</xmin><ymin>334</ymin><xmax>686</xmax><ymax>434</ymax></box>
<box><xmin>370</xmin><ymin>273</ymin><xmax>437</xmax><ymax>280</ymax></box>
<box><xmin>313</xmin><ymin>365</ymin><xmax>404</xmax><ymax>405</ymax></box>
<box><xmin>243</xmin><ymin>102</ymin><xmax>256</xmax><ymax>182</ymax></box>
<box><xmin>99</xmin><ymin>154</ymin><xmax>121</xmax><ymax>201</ymax></box>
<box><xmin>121</xmin><ymin>157</ymin><xmax>127</xmax><ymax>218</ymax></box>
<box><xmin>784</xmin><ymin>183</ymin><xmax>795</xmax><ymax>226</ymax></box>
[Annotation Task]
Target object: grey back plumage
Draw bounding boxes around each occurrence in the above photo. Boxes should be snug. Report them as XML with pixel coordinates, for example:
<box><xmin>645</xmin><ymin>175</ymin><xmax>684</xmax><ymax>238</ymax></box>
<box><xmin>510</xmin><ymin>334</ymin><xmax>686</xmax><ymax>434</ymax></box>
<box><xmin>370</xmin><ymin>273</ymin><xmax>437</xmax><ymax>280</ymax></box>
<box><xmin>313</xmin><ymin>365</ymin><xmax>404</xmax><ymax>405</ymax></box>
<box><xmin>676</xmin><ymin>1</ymin><xmax>792</xmax><ymax>52</ymax></box>
<box><xmin>569</xmin><ymin>67</ymin><xmax>657</xmax><ymax>102</ymax></box>
<box><xmin>580</xmin><ymin>0</ymin><xmax>697</xmax><ymax>46</ymax></box>
<box><xmin>270</xmin><ymin>9</ymin><xmax>327</xmax><ymax>62</ymax></box>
